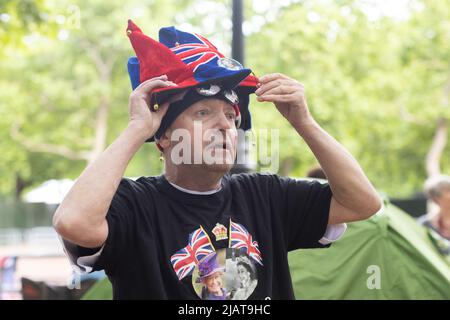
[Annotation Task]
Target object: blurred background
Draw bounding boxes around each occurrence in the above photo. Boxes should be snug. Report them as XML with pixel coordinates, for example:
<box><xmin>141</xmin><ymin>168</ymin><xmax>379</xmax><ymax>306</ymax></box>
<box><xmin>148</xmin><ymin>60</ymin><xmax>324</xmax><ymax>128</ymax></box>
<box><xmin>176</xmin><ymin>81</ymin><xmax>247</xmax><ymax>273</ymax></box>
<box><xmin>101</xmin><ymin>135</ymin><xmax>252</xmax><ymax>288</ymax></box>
<box><xmin>1</xmin><ymin>0</ymin><xmax>450</xmax><ymax>299</ymax></box>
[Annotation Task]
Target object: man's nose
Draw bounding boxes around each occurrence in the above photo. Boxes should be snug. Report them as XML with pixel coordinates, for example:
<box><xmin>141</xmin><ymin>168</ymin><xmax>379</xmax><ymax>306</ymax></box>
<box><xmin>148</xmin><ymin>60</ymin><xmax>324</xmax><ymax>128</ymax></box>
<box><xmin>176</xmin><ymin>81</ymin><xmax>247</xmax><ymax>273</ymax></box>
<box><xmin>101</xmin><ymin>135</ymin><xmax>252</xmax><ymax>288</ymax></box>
<box><xmin>216</xmin><ymin>111</ymin><xmax>233</xmax><ymax>130</ymax></box>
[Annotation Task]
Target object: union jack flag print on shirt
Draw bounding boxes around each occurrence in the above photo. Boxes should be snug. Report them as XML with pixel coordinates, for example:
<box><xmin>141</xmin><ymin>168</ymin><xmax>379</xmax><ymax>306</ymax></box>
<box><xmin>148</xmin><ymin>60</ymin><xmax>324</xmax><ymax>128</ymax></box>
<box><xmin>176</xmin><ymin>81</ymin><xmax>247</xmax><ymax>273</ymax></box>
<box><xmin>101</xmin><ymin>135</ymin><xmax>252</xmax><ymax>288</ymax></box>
<box><xmin>229</xmin><ymin>220</ymin><xmax>263</xmax><ymax>266</ymax></box>
<box><xmin>170</xmin><ymin>226</ymin><xmax>215</xmax><ymax>280</ymax></box>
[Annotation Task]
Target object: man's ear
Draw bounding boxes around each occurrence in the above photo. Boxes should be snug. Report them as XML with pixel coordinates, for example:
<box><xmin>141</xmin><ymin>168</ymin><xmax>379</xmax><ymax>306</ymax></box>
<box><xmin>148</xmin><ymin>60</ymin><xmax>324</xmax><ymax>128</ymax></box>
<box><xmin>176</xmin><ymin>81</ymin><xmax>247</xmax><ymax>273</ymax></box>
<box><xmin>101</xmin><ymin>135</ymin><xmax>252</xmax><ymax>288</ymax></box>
<box><xmin>158</xmin><ymin>129</ymin><xmax>171</xmax><ymax>149</ymax></box>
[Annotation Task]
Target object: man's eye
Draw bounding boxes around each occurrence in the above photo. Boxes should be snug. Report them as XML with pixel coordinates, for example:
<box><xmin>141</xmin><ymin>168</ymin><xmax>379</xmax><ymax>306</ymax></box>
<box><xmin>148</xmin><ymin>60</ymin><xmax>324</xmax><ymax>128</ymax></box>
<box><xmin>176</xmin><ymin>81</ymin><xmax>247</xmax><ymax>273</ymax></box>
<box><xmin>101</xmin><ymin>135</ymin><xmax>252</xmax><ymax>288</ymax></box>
<box><xmin>226</xmin><ymin>113</ymin><xmax>236</xmax><ymax>120</ymax></box>
<box><xmin>197</xmin><ymin>110</ymin><xmax>209</xmax><ymax>117</ymax></box>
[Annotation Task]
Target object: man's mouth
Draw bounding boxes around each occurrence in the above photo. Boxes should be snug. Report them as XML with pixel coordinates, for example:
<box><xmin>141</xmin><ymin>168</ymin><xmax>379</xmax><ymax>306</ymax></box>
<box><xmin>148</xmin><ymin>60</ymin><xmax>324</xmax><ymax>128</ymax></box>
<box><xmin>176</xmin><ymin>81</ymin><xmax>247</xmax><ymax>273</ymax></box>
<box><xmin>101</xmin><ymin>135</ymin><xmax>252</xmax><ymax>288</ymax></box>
<box><xmin>210</xmin><ymin>142</ymin><xmax>231</xmax><ymax>151</ymax></box>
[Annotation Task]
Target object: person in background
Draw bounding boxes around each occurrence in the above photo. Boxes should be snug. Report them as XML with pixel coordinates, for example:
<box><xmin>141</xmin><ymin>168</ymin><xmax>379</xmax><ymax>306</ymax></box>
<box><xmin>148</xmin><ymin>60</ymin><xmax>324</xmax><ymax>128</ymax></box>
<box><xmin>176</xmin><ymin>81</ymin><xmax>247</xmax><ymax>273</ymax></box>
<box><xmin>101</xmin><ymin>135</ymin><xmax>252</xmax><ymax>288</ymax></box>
<box><xmin>419</xmin><ymin>175</ymin><xmax>450</xmax><ymax>240</ymax></box>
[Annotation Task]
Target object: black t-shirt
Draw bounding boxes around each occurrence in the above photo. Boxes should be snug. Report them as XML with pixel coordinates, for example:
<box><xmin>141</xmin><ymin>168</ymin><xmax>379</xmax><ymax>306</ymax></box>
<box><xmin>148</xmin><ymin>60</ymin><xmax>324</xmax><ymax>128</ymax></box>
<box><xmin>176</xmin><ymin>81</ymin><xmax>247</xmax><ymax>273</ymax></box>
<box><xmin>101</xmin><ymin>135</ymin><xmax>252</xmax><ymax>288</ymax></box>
<box><xmin>69</xmin><ymin>173</ymin><xmax>333</xmax><ymax>300</ymax></box>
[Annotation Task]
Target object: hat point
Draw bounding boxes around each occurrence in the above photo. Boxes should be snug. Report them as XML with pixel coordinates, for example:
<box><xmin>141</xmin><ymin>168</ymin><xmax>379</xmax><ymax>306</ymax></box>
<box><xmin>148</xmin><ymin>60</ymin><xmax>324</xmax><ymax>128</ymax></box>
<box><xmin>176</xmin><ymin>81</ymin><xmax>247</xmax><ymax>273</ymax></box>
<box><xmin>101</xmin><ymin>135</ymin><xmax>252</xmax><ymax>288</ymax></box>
<box><xmin>127</xmin><ymin>19</ymin><xmax>141</xmax><ymax>33</ymax></box>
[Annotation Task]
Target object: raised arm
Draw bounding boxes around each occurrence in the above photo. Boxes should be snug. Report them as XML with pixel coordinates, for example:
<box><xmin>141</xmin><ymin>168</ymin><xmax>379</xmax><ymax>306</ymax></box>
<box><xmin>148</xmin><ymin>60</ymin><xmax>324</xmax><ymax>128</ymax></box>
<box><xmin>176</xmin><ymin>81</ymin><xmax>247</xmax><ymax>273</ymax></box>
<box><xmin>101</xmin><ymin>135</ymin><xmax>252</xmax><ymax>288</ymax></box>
<box><xmin>53</xmin><ymin>75</ymin><xmax>174</xmax><ymax>248</ymax></box>
<box><xmin>256</xmin><ymin>73</ymin><xmax>382</xmax><ymax>225</ymax></box>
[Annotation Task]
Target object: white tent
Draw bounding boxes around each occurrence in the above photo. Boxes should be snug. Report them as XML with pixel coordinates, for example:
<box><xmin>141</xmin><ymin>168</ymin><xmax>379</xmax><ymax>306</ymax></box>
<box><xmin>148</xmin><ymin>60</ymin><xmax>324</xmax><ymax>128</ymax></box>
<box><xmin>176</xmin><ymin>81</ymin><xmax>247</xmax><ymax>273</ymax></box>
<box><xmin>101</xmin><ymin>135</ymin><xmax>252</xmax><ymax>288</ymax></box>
<box><xmin>23</xmin><ymin>179</ymin><xmax>74</xmax><ymax>205</ymax></box>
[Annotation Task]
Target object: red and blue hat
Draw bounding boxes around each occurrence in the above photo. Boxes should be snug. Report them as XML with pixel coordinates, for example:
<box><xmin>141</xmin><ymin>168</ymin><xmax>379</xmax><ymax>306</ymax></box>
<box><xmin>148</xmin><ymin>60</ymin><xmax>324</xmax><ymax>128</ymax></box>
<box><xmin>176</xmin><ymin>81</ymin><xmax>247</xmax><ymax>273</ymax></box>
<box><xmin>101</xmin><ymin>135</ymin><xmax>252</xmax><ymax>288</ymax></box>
<box><xmin>126</xmin><ymin>20</ymin><xmax>258</xmax><ymax>142</ymax></box>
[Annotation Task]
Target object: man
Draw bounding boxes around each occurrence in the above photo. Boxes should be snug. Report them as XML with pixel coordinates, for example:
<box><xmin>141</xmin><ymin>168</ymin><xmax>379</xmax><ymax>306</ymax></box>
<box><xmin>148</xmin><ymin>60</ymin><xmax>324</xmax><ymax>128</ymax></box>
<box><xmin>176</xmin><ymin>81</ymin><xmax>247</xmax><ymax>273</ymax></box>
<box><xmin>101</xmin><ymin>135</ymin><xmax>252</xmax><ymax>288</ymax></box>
<box><xmin>53</xmin><ymin>20</ymin><xmax>382</xmax><ymax>299</ymax></box>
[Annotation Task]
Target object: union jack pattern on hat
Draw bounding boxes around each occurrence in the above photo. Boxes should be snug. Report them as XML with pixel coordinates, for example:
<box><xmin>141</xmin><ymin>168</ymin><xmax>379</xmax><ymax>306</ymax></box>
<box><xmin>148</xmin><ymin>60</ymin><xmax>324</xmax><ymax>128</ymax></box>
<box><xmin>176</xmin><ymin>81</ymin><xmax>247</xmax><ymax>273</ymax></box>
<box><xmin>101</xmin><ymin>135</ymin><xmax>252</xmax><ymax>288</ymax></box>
<box><xmin>126</xmin><ymin>20</ymin><xmax>258</xmax><ymax>143</ymax></box>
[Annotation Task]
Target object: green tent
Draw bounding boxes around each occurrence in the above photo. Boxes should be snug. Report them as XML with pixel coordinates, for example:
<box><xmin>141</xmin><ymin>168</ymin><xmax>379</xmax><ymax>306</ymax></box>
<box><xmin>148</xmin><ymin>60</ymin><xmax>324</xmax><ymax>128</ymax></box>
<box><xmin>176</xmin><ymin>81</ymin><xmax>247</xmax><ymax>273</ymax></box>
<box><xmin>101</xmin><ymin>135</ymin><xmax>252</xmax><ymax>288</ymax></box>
<box><xmin>82</xmin><ymin>277</ymin><xmax>112</xmax><ymax>300</ymax></box>
<box><xmin>289</xmin><ymin>202</ymin><xmax>450</xmax><ymax>299</ymax></box>
<box><xmin>83</xmin><ymin>202</ymin><xmax>450</xmax><ymax>300</ymax></box>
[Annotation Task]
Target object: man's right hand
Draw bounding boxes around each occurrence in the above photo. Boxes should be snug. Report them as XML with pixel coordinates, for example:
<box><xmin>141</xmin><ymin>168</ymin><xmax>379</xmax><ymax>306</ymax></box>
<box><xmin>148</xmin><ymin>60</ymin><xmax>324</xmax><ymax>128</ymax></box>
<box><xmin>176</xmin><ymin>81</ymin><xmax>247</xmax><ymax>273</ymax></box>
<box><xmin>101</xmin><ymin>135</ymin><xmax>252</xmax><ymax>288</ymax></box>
<box><xmin>54</xmin><ymin>75</ymin><xmax>177</xmax><ymax>249</ymax></box>
<box><xmin>128</xmin><ymin>74</ymin><xmax>176</xmax><ymax>138</ymax></box>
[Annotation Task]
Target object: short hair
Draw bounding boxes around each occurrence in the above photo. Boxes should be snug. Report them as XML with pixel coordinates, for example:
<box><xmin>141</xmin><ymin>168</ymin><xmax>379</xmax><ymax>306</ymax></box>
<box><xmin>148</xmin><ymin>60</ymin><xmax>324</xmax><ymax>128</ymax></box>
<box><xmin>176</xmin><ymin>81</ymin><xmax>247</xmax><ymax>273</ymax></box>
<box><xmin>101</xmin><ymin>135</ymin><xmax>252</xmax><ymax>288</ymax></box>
<box><xmin>423</xmin><ymin>175</ymin><xmax>450</xmax><ymax>199</ymax></box>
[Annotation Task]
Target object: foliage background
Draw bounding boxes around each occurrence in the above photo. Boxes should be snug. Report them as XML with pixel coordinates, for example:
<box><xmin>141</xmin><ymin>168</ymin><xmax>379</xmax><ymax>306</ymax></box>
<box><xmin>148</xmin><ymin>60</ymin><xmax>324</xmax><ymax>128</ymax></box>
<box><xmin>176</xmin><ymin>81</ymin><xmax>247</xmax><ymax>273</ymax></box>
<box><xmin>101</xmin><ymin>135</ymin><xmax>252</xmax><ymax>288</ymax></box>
<box><xmin>1</xmin><ymin>0</ymin><xmax>449</xmax><ymax>199</ymax></box>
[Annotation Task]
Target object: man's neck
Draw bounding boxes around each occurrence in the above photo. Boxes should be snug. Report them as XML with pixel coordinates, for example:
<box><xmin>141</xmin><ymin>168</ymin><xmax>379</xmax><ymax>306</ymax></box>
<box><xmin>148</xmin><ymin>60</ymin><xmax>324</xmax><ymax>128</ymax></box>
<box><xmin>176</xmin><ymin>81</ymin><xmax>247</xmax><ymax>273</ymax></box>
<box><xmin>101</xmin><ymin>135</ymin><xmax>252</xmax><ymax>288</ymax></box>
<box><xmin>164</xmin><ymin>166</ymin><xmax>225</xmax><ymax>192</ymax></box>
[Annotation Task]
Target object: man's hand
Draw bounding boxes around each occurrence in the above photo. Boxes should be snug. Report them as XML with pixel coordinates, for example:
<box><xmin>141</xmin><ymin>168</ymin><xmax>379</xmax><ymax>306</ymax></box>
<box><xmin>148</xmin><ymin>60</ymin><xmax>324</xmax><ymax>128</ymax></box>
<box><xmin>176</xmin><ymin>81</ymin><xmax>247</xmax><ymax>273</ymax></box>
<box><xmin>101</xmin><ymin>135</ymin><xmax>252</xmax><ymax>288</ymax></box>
<box><xmin>255</xmin><ymin>74</ymin><xmax>381</xmax><ymax>223</ymax></box>
<box><xmin>255</xmin><ymin>73</ymin><xmax>314</xmax><ymax>129</ymax></box>
<box><xmin>54</xmin><ymin>75</ymin><xmax>177</xmax><ymax>248</ymax></box>
<box><xmin>128</xmin><ymin>74</ymin><xmax>176</xmax><ymax>138</ymax></box>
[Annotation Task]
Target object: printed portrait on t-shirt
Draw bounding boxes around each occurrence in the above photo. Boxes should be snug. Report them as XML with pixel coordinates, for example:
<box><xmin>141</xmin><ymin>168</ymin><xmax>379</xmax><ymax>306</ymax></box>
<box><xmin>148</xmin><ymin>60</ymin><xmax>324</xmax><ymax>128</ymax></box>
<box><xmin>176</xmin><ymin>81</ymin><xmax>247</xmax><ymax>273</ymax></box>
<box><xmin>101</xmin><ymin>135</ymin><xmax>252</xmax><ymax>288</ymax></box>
<box><xmin>224</xmin><ymin>249</ymin><xmax>258</xmax><ymax>300</ymax></box>
<box><xmin>170</xmin><ymin>219</ymin><xmax>262</xmax><ymax>300</ymax></box>
<box><xmin>192</xmin><ymin>251</ymin><xmax>228</xmax><ymax>300</ymax></box>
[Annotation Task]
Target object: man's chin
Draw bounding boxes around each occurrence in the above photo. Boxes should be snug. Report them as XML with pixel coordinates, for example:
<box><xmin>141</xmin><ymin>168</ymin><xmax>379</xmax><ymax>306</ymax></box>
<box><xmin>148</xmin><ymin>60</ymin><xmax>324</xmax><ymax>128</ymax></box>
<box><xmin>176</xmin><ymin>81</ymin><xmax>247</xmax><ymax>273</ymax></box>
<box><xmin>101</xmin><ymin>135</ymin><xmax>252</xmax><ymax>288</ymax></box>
<box><xmin>195</xmin><ymin>149</ymin><xmax>236</xmax><ymax>173</ymax></box>
<box><xmin>202</xmin><ymin>162</ymin><xmax>234</xmax><ymax>174</ymax></box>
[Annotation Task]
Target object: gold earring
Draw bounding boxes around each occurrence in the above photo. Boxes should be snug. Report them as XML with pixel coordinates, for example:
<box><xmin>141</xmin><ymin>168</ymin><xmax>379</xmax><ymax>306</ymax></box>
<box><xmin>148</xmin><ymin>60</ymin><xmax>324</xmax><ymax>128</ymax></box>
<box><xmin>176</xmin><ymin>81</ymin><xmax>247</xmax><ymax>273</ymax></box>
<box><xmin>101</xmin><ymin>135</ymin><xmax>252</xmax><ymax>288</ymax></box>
<box><xmin>159</xmin><ymin>153</ymin><xmax>164</xmax><ymax>162</ymax></box>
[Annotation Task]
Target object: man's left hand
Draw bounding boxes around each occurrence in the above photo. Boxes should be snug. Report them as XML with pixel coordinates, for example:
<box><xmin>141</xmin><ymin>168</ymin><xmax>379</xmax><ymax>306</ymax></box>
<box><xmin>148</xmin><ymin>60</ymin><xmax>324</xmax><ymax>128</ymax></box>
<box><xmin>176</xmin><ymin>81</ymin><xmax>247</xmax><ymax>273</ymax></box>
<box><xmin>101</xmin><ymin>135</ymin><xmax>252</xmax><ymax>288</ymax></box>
<box><xmin>255</xmin><ymin>73</ymin><xmax>315</xmax><ymax>129</ymax></box>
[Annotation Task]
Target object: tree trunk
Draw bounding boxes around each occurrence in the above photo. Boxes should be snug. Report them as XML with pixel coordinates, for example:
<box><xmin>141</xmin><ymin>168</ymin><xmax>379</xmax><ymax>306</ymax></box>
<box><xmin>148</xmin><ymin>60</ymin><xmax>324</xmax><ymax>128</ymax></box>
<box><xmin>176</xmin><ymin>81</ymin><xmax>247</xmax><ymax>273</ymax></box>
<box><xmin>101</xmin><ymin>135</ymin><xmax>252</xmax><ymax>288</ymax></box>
<box><xmin>425</xmin><ymin>117</ymin><xmax>448</xmax><ymax>177</ymax></box>
<box><xmin>15</xmin><ymin>173</ymin><xmax>30</xmax><ymax>199</ymax></box>
<box><xmin>88</xmin><ymin>95</ymin><xmax>109</xmax><ymax>164</ymax></box>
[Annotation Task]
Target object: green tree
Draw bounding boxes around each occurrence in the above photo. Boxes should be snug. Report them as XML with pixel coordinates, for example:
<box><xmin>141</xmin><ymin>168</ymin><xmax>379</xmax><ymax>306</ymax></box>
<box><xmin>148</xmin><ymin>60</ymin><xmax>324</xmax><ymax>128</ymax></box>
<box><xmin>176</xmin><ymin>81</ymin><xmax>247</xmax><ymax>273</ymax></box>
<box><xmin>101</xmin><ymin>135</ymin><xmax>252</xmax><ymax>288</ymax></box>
<box><xmin>0</xmin><ymin>0</ymin><xmax>196</xmax><ymax>197</ymax></box>
<box><xmin>2</xmin><ymin>0</ymin><xmax>450</xmax><ymax>199</ymax></box>
<box><xmin>247</xmin><ymin>0</ymin><xmax>450</xmax><ymax>197</ymax></box>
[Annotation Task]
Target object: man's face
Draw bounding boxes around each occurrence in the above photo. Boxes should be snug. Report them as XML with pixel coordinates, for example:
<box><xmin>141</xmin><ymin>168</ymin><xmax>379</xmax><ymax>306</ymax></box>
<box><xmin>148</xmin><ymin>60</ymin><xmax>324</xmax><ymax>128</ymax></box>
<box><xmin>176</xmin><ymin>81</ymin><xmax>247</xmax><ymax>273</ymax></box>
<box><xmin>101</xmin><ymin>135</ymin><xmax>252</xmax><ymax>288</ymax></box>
<box><xmin>163</xmin><ymin>98</ymin><xmax>238</xmax><ymax>173</ymax></box>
